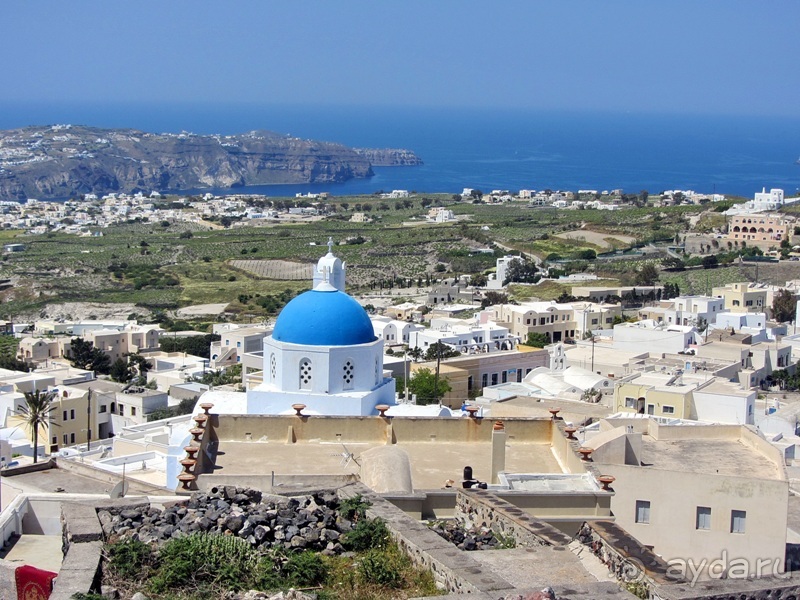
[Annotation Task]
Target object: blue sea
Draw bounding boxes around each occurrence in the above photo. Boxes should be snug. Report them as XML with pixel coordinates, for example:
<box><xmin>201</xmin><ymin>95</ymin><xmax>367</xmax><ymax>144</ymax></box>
<box><xmin>1</xmin><ymin>102</ymin><xmax>799</xmax><ymax>198</ymax></box>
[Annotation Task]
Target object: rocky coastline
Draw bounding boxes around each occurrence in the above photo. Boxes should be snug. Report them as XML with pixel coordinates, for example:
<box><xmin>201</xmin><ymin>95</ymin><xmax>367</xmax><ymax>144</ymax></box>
<box><xmin>0</xmin><ymin>125</ymin><xmax>422</xmax><ymax>200</ymax></box>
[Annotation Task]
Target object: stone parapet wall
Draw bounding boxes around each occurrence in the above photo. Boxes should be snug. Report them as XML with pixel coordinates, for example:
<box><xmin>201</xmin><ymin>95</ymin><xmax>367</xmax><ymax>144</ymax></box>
<box><xmin>654</xmin><ymin>579</ymin><xmax>800</xmax><ymax>600</ymax></box>
<box><xmin>455</xmin><ymin>488</ymin><xmax>573</xmax><ymax>547</ymax></box>
<box><xmin>55</xmin><ymin>457</ymin><xmax>166</xmax><ymax>495</ymax></box>
<box><xmin>338</xmin><ymin>482</ymin><xmax>518</xmax><ymax>596</ymax></box>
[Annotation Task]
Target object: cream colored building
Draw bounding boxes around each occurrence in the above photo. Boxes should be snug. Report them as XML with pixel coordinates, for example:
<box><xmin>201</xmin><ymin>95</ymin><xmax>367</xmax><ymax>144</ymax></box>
<box><xmin>210</xmin><ymin>326</ymin><xmax>269</xmax><ymax>369</ymax></box>
<box><xmin>727</xmin><ymin>214</ymin><xmax>789</xmax><ymax>249</ymax></box>
<box><xmin>711</xmin><ymin>282</ymin><xmax>768</xmax><ymax>314</ymax></box>
<box><xmin>410</xmin><ymin>347</ymin><xmax>549</xmax><ymax>408</ymax></box>
<box><xmin>591</xmin><ymin>419</ymin><xmax>788</xmax><ymax>580</ymax></box>
<box><xmin>19</xmin><ymin>325</ymin><xmax>162</xmax><ymax>366</ymax></box>
<box><xmin>490</xmin><ymin>302</ymin><xmax>577</xmax><ymax>343</ymax></box>
<box><xmin>613</xmin><ymin>371</ymin><xmax>755</xmax><ymax>424</ymax></box>
<box><xmin>571</xmin><ymin>301</ymin><xmax>622</xmax><ymax>337</ymax></box>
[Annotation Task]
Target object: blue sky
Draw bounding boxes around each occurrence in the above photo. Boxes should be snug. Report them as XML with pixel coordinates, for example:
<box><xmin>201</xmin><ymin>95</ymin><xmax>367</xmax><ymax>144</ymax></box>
<box><xmin>1</xmin><ymin>1</ymin><xmax>798</xmax><ymax>116</ymax></box>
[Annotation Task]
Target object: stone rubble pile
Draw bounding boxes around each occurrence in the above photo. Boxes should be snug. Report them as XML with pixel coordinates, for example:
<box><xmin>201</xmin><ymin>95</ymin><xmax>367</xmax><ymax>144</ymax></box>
<box><xmin>98</xmin><ymin>486</ymin><xmax>357</xmax><ymax>554</ymax></box>
<box><xmin>428</xmin><ymin>519</ymin><xmax>508</xmax><ymax>551</ymax></box>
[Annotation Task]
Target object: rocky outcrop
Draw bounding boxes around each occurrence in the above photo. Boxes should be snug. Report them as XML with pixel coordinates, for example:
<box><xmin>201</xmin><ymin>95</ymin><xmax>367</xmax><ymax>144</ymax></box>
<box><xmin>354</xmin><ymin>147</ymin><xmax>423</xmax><ymax>166</ymax></box>
<box><xmin>0</xmin><ymin>125</ymin><xmax>421</xmax><ymax>200</ymax></box>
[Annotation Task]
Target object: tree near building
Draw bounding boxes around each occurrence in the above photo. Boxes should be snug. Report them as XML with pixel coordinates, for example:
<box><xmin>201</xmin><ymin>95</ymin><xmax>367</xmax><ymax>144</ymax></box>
<box><xmin>424</xmin><ymin>342</ymin><xmax>461</xmax><ymax>362</ymax></box>
<box><xmin>772</xmin><ymin>289</ymin><xmax>797</xmax><ymax>323</ymax></box>
<box><xmin>635</xmin><ymin>263</ymin><xmax>659</xmax><ymax>286</ymax></box>
<box><xmin>69</xmin><ymin>338</ymin><xmax>111</xmax><ymax>374</ymax></box>
<box><xmin>503</xmin><ymin>258</ymin><xmax>540</xmax><ymax>285</ymax></box>
<box><xmin>701</xmin><ymin>255</ymin><xmax>719</xmax><ymax>269</ymax></box>
<box><xmin>19</xmin><ymin>389</ymin><xmax>57</xmax><ymax>463</ymax></box>
<box><xmin>525</xmin><ymin>332</ymin><xmax>550</xmax><ymax>348</ymax></box>
<box><xmin>480</xmin><ymin>291</ymin><xmax>510</xmax><ymax>309</ymax></box>
<box><xmin>407</xmin><ymin>368</ymin><xmax>451</xmax><ymax>405</ymax></box>
<box><xmin>110</xmin><ymin>358</ymin><xmax>133</xmax><ymax>383</ymax></box>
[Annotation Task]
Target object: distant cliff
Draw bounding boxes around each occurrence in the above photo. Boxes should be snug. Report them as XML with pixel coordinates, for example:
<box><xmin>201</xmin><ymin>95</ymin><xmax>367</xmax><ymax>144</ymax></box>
<box><xmin>354</xmin><ymin>148</ymin><xmax>423</xmax><ymax>167</ymax></box>
<box><xmin>0</xmin><ymin>125</ymin><xmax>422</xmax><ymax>200</ymax></box>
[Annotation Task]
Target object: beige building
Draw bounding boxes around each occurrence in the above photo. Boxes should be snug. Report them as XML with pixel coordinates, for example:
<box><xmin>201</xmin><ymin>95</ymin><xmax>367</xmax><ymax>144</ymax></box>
<box><xmin>490</xmin><ymin>302</ymin><xmax>577</xmax><ymax>343</ymax></box>
<box><xmin>727</xmin><ymin>214</ymin><xmax>789</xmax><ymax>249</ymax></box>
<box><xmin>8</xmin><ymin>385</ymin><xmax>95</xmax><ymax>454</ymax></box>
<box><xmin>19</xmin><ymin>325</ymin><xmax>162</xmax><ymax>366</ymax></box>
<box><xmin>570</xmin><ymin>285</ymin><xmax>664</xmax><ymax>303</ymax></box>
<box><xmin>16</xmin><ymin>337</ymin><xmax>60</xmax><ymax>364</ymax></box>
<box><xmin>591</xmin><ymin>418</ymin><xmax>788</xmax><ymax>580</ymax></box>
<box><xmin>694</xmin><ymin>336</ymin><xmax>792</xmax><ymax>389</ymax></box>
<box><xmin>571</xmin><ymin>301</ymin><xmax>622</xmax><ymax>337</ymax></box>
<box><xmin>410</xmin><ymin>347</ymin><xmax>549</xmax><ymax>408</ymax></box>
<box><xmin>711</xmin><ymin>282</ymin><xmax>767</xmax><ymax>313</ymax></box>
<box><xmin>210</xmin><ymin>326</ymin><xmax>269</xmax><ymax>370</ymax></box>
<box><xmin>613</xmin><ymin>371</ymin><xmax>756</xmax><ymax>424</ymax></box>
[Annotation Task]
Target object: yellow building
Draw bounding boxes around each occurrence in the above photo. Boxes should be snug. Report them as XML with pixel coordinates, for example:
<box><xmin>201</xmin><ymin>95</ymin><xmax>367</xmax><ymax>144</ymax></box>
<box><xmin>711</xmin><ymin>282</ymin><xmax>767</xmax><ymax>313</ymax></box>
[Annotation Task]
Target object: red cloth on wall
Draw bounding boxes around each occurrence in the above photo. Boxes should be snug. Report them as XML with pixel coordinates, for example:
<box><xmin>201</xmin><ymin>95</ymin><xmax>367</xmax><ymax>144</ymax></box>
<box><xmin>14</xmin><ymin>564</ymin><xmax>57</xmax><ymax>600</ymax></box>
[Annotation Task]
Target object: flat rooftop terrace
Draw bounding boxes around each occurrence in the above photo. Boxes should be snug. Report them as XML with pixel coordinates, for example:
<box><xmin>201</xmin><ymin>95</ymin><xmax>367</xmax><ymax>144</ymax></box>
<box><xmin>213</xmin><ymin>439</ymin><xmax>561</xmax><ymax>490</ymax></box>
<box><xmin>641</xmin><ymin>436</ymin><xmax>783</xmax><ymax>480</ymax></box>
<box><xmin>209</xmin><ymin>414</ymin><xmax>565</xmax><ymax>490</ymax></box>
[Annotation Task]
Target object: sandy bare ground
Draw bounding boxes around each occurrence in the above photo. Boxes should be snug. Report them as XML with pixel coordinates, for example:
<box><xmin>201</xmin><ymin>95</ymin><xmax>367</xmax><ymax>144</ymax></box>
<box><xmin>31</xmin><ymin>302</ymin><xmax>147</xmax><ymax>322</ymax></box>
<box><xmin>177</xmin><ymin>303</ymin><xmax>229</xmax><ymax>317</ymax></box>
<box><xmin>231</xmin><ymin>259</ymin><xmax>313</xmax><ymax>280</ymax></box>
<box><xmin>555</xmin><ymin>230</ymin><xmax>636</xmax><ymax>249</ymax></box>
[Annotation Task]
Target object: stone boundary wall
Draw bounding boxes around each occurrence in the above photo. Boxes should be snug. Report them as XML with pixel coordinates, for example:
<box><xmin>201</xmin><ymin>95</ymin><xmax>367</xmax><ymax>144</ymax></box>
<box><xmin>654</xmin><ymin>580</ymin><xmax>800</xmax><ymax>600</ymax></box>
<box><xmin>455</xmin><ymin>488</ymin><xmax>574</xmax><ymax>548</ymax></box>
<box><xmin>1</xmin><ymin>458</ymin><xmax>56</xmax><ymax>476</ymax></box>
<box><xmin>338</xmin><ymin>482</ymin><xmax>519</xmax><ymax>596</ymax></box>
<box><xmin>49</xmin><ymin>502</ymin><xmax>105</xmax><ymax>600</ymax></box>
<box><xmin>576</xmin><ymin>519</ymin><xmax>675</xmax><ymax>593</ymax></box>
<box><xmin>55</xmin><ymin>455</ymin><xmax>166</xmax><ymax>495</ymax></box>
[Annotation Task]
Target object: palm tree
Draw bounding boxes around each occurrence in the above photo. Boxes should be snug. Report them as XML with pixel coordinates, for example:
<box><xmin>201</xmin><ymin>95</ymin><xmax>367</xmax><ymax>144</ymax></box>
<box><xmin>19</xmin><ymin>389</ymin><xmax>57</xmax><ymax>463</ymax></box>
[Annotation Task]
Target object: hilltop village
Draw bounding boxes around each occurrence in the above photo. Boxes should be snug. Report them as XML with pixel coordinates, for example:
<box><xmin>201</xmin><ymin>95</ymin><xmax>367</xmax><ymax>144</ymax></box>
<box><xmin>3</xmin><ymin>185</ymin><xmax>800</xmax><ymax>599</ymax></box>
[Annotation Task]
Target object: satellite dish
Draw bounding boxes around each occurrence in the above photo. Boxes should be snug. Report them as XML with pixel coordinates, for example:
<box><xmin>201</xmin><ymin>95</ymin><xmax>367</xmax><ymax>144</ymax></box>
<box><xmin>109</xmin><ymin>480</ymin><xmax>129</xmax><ymax>499</ymax></box>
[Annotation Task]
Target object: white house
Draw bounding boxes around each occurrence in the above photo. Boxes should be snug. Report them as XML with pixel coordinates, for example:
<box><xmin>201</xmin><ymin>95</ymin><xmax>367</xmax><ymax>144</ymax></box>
<box><xmin>612</xmin><ymin>321</ymin><xmax>697</xmax><ymax>354</ymax></box>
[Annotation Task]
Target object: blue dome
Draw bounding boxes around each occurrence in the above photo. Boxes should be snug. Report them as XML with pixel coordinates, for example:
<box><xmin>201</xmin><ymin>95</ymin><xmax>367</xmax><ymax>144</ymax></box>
<box><xmin>272</xmin><ymin>288</ymin><xmax>376</xmax><ymax>346</ymax></box>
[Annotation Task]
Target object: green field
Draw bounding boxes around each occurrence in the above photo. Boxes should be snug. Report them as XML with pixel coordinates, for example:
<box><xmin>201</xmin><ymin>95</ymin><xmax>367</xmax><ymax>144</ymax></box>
<box><xmin>0</xmin><ymin>196</ymin><xmax>728</xmax><ymax>319</ymax></box>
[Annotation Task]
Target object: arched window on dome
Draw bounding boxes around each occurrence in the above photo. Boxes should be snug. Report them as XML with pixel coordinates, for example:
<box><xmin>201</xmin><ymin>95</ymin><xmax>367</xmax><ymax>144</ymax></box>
<box><xmin>270</xmin><ymin>353</ymin><xmax>277</xmax><ymax>383</ymax></box>
<box><xmin>299</xmin><ymin>358</ymin><xmax>312</xmax><ymax>389</ymax></box>
<box><xmin>342</xmin><ymin>359</ymin><xmax>354</xmax><ymax>390</ymax></box>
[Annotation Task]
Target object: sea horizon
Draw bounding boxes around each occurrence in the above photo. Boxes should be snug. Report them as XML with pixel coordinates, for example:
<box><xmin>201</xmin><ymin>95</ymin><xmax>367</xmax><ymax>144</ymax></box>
<box><xmin>1</xmin><ymin>102</ymin><xmax>798</xmax><ymax>199</ymax></box>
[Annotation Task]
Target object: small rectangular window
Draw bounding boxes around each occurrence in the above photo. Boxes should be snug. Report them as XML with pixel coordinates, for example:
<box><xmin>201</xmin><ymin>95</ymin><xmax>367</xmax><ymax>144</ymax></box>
<box><xmin>696</xmin><ymin>506</ymin><xmax>711</xmax><ymax>530</ymax></box>
<box><xmin>70</xmin><ymin>409</ymin><xmax>75</xmax><ymax>420</ymax></box>
<box><xmin>63</xmin><ymin>410</ymin><xmax>68</xmax><ymax>421</ymax></box>
<box><xmin>663</xmin><ymin>406</ymin><xmax>675</xmax><ymax>414</ymax></box>
<box><xmin>635</xmin><ymin>500</ymin><xmax>650</xmax><ymax>524</ymax></box>
<box><xmin>99</xmin><ymin>405</ymin><xmax>107</xmax><ymax>413</ymax></box>
<box><xmin>625</xmin><ymin>397</ymin><xmax>636</xmax><ymax>408</ymax></box>
<box><xmin>731</xmin><ymin>510</ymin><xmax>746</xmax><ymax>533</ymax></box>
<box><xmin>70</xmin><ymin>433</ymin><xmax>75</xmax><ymax>444</ymax></box>
<box><xmin>63</xmin><ymin>434</ymin><xmax>68</xmax><ymax>445</ymax></box>
<box><xmin>131</xmin><ymin>407</ymin><xmax>137</xmax><ymax>416</ymax></box>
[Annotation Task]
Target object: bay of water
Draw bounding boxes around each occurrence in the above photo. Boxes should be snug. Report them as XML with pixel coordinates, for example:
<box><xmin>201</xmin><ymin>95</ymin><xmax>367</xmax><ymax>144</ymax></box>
<box><xmin>1</xmin><ymin>102</ymin><xmax>798</xmax><ymax>198</ymax></box>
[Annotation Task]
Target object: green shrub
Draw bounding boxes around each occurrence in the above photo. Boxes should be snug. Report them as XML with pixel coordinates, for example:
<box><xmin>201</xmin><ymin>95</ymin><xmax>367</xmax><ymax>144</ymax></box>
<box><xmin>283</xmin><ymin>550</ymin><xmax>328</xmax><ymax>587</ymax></box>
<box><xmin>107</xmin><ymin>538</ymin><xmax>152</xmax><ymax>580</ymax></box>
<box><xmin>342</xmin><ymin>518</ymin><xmax>390</xmax><ymax>552</ymax></box>
<box><xmin>148</xmin><ymin>533</ymin><xmax>258</xmax><ymax>593</ymax></box>
<box><xmin>357</xmin><ymin>548</ymin><xmax>405</xmax><ymax>588</ymax></box>
<box><xmin>339</xmin><ymin>494</ymin><xmax>370</xmax><ymax>522</ymax></box>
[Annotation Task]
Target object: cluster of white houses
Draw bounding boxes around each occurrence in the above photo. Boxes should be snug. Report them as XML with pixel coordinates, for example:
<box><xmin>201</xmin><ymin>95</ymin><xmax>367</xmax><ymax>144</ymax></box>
<box><xmin>5</xmin><ymin>244</ymin><xmax>800</xmax><ymax>594</ymax></box>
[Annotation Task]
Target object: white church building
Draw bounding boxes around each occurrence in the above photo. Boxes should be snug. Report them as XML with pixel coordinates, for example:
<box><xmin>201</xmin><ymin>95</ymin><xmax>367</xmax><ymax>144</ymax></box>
<box><xmin>247</xmin><ymin>239</ymin><xmax>396</xmax><ymax>416</ymax></box>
